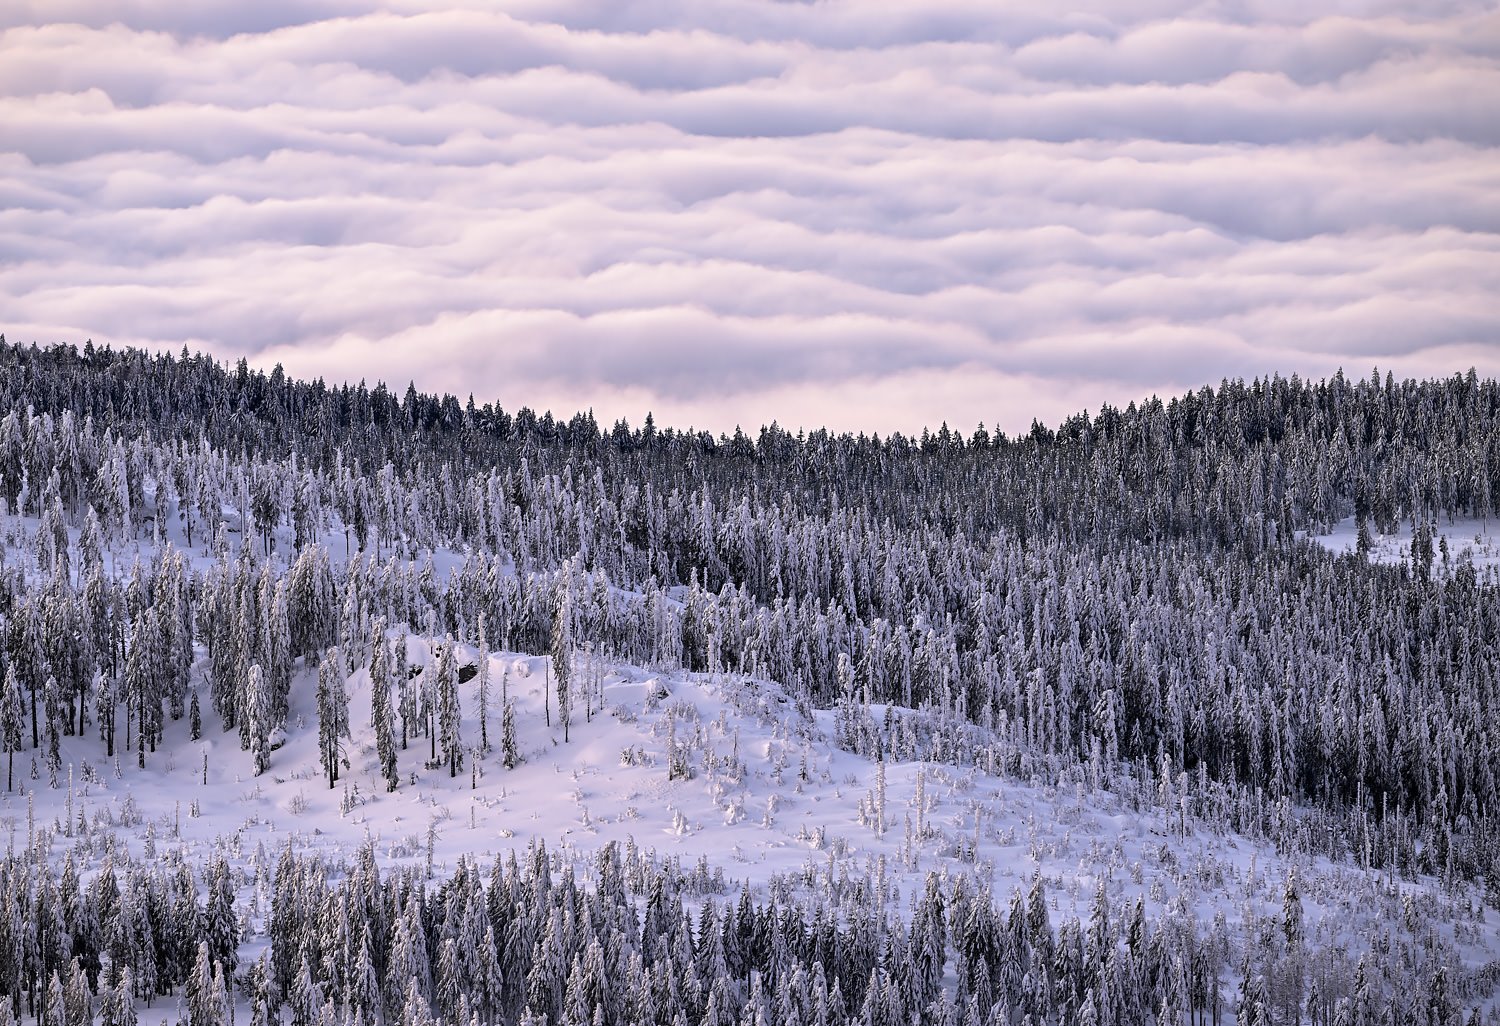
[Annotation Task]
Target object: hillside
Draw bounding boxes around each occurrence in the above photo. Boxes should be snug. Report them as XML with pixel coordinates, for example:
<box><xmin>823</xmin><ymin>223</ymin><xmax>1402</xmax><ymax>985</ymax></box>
<box><xmin>0</xmin><ymin>341</ymin><xmax>1497</xmax><ymax>1024</ymax></box>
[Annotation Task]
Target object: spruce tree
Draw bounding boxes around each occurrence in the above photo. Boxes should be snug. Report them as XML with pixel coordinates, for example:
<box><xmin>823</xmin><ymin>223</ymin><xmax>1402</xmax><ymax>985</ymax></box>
<box><xmin>395</xmin><ymin>629</ymin><xmax>414</xmax><ymax>750</ymax></box>
<box><xmin>501</xmin><ymin>700</ymin><xmax>520</xmax><ymax>770</ymax></box>
<box><xmin>247</xmin><ymin>664</ymin><xmax>270</xmax><ymax>776</ymax></box>
<box><xmin>100</xmin><ymin>967</ymin><xmax>136</xmax><ymax>1026</ymax></box>
<box><xmin>371</xmin><ymin>629</ymin><xmax>400</xmax><ymax>791</ymax></box>
<box><xmin>204</xmin><ymin>856</ymin><xmax>239</xmax><ymax>987</ymax></box>
<box><xmin>551</xmin><ymin>596</ymin><xmax>572</xmax><ymax>743</ymax></box>
<box><xmin>477</xmin><ymin>613</ymin><xmax>491</xmax><ymax>754</ymax></box>
<box><xmin>185</xmin><ymin>941</ymin><xmax>226</xmax><ymax>1026</ymax></box>
<box><xmin>316</xmin><ymin>648</ymin><xmax>349</xmax><ymax>789</ymax></box>
<box><xmin>123</xmin><ymin>609</ymin><xmax>153</xmax><ymax>769</ymax></box>
<box><xmin>42</xmin><ymin>970</ymin><xmax>66</xmax><ymax>1026</ymax></box>
<box><xmin>1</xmin><ymin>665</ymin><xmax>22</xmax><ymax>792</ymax></box>
<box><xmin>246</xmin><ymin>954</ymin><xmax>274</xmax><ymax>1026</ymax></box>
<box><xmin>43</xmin><ymin>675</ymin><xmax>62</xmax><ymax>781</ymax></box>
<box><xmin>435</xmin><ymin>636</ymin><xmax>462</xmax><ymax>777</ymax></box>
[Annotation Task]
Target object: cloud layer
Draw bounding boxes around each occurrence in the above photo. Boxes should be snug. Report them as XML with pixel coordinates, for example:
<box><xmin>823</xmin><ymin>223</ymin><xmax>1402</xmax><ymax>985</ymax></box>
<box><xmin>3</xmin><ymin>1</ymin><xmax>1498</xmax><ymax>435</ymax></box>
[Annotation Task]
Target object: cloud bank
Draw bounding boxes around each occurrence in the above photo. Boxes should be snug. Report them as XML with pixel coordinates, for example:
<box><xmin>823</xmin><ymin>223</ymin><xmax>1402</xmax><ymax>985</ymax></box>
<box><xmin>2</xmin><ymin>1</ymin><xmax>1497</xmax><ymax>435</ymax></box>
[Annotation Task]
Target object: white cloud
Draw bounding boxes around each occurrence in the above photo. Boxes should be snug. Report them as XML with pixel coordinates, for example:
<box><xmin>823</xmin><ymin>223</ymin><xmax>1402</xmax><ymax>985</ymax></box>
<box><xmin>1</xmin><ymin>1</ymin><xmax>1496</xmax><ymax>435</ymax></box>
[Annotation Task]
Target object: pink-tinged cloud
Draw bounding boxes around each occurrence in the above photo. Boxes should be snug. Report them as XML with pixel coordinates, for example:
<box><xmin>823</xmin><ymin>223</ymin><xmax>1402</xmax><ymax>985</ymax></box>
<box><xmin>1</xmin><ymin>1</ymin><xmax>1497</xmax><ymax>436</ymax></box>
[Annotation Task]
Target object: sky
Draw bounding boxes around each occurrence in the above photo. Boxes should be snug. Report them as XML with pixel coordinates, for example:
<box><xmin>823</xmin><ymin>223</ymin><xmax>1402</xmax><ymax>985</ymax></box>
<box><xmin>2</xmin><ymin>1</ymin><xmax>1498</xmax><ymax>437</ymax></box>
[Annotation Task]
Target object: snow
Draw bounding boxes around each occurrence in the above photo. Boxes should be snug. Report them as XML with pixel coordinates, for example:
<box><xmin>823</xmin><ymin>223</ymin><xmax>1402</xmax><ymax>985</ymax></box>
<box><xmin>0</xmin><ymin>498</ymin><xmax>1496</xmax><ymax>1019</ymax></box>
<box><xmin>1314</xmin><ymin>515</ymin><xmax>1500</xmax><ymax>573</ymax></box>
<box><xmin>6</xmin><ymin>631</ymin><xmax>1497</xmax><ymax>1016</ymax></box>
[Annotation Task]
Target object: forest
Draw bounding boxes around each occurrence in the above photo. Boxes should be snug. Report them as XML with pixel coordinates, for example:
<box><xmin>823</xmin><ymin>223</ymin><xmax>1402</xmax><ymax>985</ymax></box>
<box><xmin>0</xmin><ymin>338</ymin><xmax>1495</xmax><ymax>1025</ymax></box>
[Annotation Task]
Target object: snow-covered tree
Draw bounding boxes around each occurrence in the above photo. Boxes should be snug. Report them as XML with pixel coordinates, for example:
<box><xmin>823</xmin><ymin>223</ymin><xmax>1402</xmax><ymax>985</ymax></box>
<box><xmin>370</xmin><ymin>625</ymin><xmax>399</xmax><ymax>791</ymax></box>
<box><xmin>1</xmin><ymin>665</ymin><xmax>22</xmax><ymax>792</ymax></box>
<box><xmin>316</xmin><ymin>648</ymin><xmax>349</xmax><ymax>789</ymax></box>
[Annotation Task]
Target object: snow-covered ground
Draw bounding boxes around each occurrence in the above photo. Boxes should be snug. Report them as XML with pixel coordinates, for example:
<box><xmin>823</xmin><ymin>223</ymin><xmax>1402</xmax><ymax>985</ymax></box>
<box><xmin>1314</xmin><ymin>515</ymin><xmax>1500</xmax><ymax>572</ymax></box>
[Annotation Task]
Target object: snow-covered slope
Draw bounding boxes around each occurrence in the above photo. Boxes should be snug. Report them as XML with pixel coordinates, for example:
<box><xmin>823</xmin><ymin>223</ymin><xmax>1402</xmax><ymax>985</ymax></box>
<box><xmin>1314</xmin><ymin>515</ymin><xmax>1500</xmax><ymax>572</ymax></box>
<box><xmin>2</xmin><ymin>487</ymin><xmax>1495</xmax><ymax>1021</ymax></box>
<box><xmin>10</xmin><ymin>631</ymin><xmax>1497</xmax><ymax>1019</ymax></box>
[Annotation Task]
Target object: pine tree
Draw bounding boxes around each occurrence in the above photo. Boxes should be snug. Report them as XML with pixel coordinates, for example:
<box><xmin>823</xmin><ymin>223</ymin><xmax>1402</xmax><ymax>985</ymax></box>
<box><xmin>291</xmin><ymin>954</ymin><xmax>321</xmax><ymax>1026</ymax></box>
<box><xmin>288</xmin><ymin>543</ymin><xmax>336</xmax><ymax>662</ymax></box>
<box><xmin>42</xmin><ymin>969</ymin><xmax>66</xmax><ymax>1026</ymax></box>
<box><xmin>123</xmin><ymin>609</ymin><xmax>155</xmax><ymax>769</ymax></box>
<box><xmin>185</xmin><ymin>941</ymin><xmax>227</xmax><ymax>1026</ymax></box>
<box><xmin>246</xmin><ymin>954</ymin><xmax>274</xmax><ymax>1026</ymax></box>
<box><xmin>41</xmin><ymin>675</ymin><xmax>61</xmax><ymax>782</ymax></box>
<box><xmin>40</xmin><ymin>490</ymin><xmax>70</xmax><ymax>580</ymax></box>
<box><xmin>435</xmin><ymin>938</ymin><xmax>463</xmax><ymax>1020</ymax></box>
<box><xmin>94</xmin><ymin>669</ymin><xmax>115</xmax><ymax>759</ymax></box>
<box><xmin>477</xmin><ymin>613</ymin><xmax>491</xmax><ymax>754</ymax></box>
<box><xmin>371</xmin><ymin>629</ymin><xmax>399</xmax><ymax>792</ymax></box>
<box><xmin>435</xmin><ymin>636</ymin><xmax>463</xmax><ymax>777</ymax></box>
<box><xmin>400</xmin><ymin>976</ymin><xmax>430</xmax><ymax>1026</ymax></box>
<box><xmin>204</xmin><ymin>856</ymin><xmax>239</xmax><ymax>984</ymax></box>
<box><xmin>247</xmin><ymin>663</ymin><xmax>271</xmax><ymax>776</ymax></box>
<box><xmin>388</xmin><ymin>899</ymin><xmax>431</xmax><ymax>1014</ymax></box>
<box><xmin>62</xmin><ymin>956</ymin><xmax>92</xmax><ymax>1026</ymax></box>
<box><xmin>100</xmin><ymin>966</ymin><xmax>136</xmax><ymax>1026</ymax></box>
<box><xmin>666</xmin><ymin>714</ymin><xmax>690</xmax><ymax>781</ymax></box>
<box><xmin>395</xmin><ymin>629</ymin><xmax>414</xmax><ymax>751</ymax></box>
<box><xmin>316</xmin><ymin>648</ymin><xmax>349</xmax><ymax>789</ymax></box>
<box><xmin>1</xmin><ymin>664</ymin><xmax>21</xmax><ymax>792</ymax></box>
<box><xmin>551</xmin><ymin>592</ymin><xmax>572</xmax><ymax>742</ymax></box>
<box><xmin>501</xmin><ymin>700</ymin><xmax>520</xmax><ymax>770</ymax></box>
<box><xmin>1276</xmin><ymin>867</ymin><xmax>1306</xmax><ymax>1023</ymax></box>
<box><xmin>1412</xmin><ymin>514</ymin><xmax>1435</xmax><ymax>577</ymax></box>
<box><xmin>349</xmin><ymin>929</ymin><xmax>381</xmax><ymax>1026</ymax></box>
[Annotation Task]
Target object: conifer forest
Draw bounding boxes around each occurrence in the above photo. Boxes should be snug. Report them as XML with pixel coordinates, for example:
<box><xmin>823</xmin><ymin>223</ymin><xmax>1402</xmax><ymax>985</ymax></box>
<box><xmin>0</xmin><ymin>339</ymin><xmax>1496</xmax><ymax>1025</ymax></box>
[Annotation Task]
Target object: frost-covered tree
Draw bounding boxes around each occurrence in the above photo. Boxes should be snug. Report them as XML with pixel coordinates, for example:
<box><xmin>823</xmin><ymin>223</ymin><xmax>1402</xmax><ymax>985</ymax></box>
<box><xmin>370</xmin><ymin>625</ymin><xmax>399</xmax><ymax>791</ymax></box>
<box><xmin>185</xmin><ymin>942</ymin><xmax>228</xmax><ymax>1026</ymax></box>
<box><xmin>551</xmin><ymin>589</ymin><xmax>573</xmax><ymax>743</ymax></box>
<box><xmin>1</xmin><ymin>665</ymin><xmax>22</xmax><ymax>792</ymax></box>
<box><xmin>501</xmin><ymin>700</ymin><xmax>520</xmax><ymax>770</ymax></box>
<box><xmin>476</xmin><ymin>612</ymin><xmax>492</xmax><ymax>754</ymax></box>
<box><xmin>203</xmin><ymin>856</ymin><xmax>239</xmax><ymax>986</ymax></box>
<box><xmin>434</xmin><ymin>636</ymin><xmax>462</xmax><ymax>777</ymax></box>
<box><xmin>288</xmin><ymin>544</ymin><xmax>336</xmax><ymax>662</ymax></box>
<box><xmin>316</xmin><ymin>648</ymin><xmax>349</xmax><ymax>789</ymax></box>
<box><xmin>247</xmin><ymin>664</ymin><xmax>271</xmax><ymax>776</ymax></box>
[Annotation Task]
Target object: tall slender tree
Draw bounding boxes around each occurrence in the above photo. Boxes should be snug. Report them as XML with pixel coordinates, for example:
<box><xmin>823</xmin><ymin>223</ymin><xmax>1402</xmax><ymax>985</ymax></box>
<box><xmin>316</xmin><ymin>648</ymin><xmax>349</xmax><ymax>789</ymax></box>
<box><xmin>1</xmin><ymin>665</ymin><xmax>22</xmax><ymax>792</ymax></box>
<box><xmin>370</xmin><ymin>626</ymin><xmax>400</xmax><ymax>792</ymax></box>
